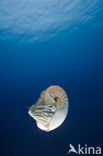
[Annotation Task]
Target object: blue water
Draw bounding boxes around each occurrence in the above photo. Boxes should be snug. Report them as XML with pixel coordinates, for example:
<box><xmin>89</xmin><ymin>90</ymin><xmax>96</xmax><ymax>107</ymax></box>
<box><xmin>0</xmin><ymin>0</ymin><xmax>103</xmax><ymax>156</ymax></box>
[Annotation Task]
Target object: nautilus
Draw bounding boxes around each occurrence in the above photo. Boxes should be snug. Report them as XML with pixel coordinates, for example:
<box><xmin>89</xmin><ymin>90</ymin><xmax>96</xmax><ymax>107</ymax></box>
<box><xmin>28</xmin><ymin>86</ymin><xmax>69</xmax><ymax>132</ymax></box>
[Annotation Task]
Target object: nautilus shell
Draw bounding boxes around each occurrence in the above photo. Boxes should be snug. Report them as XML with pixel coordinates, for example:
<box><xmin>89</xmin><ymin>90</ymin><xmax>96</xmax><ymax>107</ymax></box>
<box><xmin>28</xmin><ymin>86</ymin><xmax>69</xmax><ymax>132</ymax></box>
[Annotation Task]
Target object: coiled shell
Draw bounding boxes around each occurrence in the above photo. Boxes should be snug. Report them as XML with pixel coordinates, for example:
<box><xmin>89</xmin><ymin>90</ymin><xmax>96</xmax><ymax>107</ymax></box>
<box><xmin>28</xmin><ymin>85</ymin><xmax>69</xmax><ymax>132</ymax></box>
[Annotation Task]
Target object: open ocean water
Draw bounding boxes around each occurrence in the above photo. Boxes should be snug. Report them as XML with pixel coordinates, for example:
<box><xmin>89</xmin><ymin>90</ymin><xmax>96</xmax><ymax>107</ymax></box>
<box><xmin>0</xmin><ymin>0</ymin><xmax>103</xmax><ymax>156</ymax></box>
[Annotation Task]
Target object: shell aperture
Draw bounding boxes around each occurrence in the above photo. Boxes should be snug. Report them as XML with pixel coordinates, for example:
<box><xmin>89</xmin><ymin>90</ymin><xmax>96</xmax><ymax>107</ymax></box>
<box><xmin>28</xmin><ymin>86</ymin><xmax>69</xmax><ymax>132</ymax></box>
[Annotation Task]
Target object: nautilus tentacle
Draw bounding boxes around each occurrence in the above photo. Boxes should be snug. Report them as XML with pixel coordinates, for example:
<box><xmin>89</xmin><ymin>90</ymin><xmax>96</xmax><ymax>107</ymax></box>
<box><xmin>28</xmin><ymin>86</ymin><xmax>69</xmax><ymax>132</ymax></box>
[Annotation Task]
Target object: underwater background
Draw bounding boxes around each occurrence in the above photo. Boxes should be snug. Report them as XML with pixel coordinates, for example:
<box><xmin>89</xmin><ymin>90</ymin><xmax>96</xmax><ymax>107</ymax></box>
<box><xmin>0</xmin><ymin>0</ymin><xmax>103</xmax><ymax>156</ymax></box>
